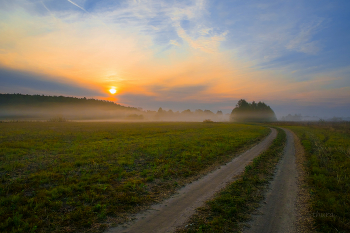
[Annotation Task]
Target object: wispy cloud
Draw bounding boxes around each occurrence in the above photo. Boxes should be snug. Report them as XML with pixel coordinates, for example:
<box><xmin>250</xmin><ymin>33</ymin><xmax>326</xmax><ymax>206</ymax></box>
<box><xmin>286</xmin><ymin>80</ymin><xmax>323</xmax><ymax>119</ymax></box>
<box><xmin>169</xmin><ymin>40</ymin><xmax>180</xmax><ymax>47</ymax></box>
<box><xmin>174</xmin><ymin>22</ymin><xmax>228</xmax><ymax>53</ymax></box>
<box><xmin>216</xmin><ymin>1</ymin><xmax>327</xmax><ymax>69</ymax></box>
<box><xmin>286</xmin><ymin>18</ymin><xmax>324</xmax><ymax>54</ymax></box>
<box><xmin>41</xmin><ymin>1</ymin><xmax>52</xmax><ymax>15</ymax></box>
<box><xmin>66</xmin><ymin>0</ymin><xmax>88</xmax><ymax>13</ymax></box>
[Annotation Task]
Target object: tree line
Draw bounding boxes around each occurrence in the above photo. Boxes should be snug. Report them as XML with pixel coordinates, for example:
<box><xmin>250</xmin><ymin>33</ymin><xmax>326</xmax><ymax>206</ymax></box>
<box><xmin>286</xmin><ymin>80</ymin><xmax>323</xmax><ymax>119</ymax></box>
<box><xmin>0</xmin><ymin>93</ymin><xmax>136</xmax><ymax>111</ymax></box>
<box><xmin>0</xmin><ymin>94</ymin><xmax>277</xmax><ymax>122</ymax></box>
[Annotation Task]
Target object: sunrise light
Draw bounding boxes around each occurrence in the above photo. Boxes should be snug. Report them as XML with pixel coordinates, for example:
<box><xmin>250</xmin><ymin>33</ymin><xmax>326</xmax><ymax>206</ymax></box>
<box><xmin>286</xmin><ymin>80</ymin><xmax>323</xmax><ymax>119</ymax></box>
<box><xmin>109</xmin><ymin>88</ymin><xmax>117</xmax><ymax>94</ymax></box>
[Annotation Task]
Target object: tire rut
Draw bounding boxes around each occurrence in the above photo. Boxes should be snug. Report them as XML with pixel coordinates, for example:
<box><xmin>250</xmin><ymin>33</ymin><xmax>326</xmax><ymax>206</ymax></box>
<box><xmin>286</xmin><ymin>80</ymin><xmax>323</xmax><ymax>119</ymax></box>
<box><xmin>244</xmin><ymin>128</ymin><xmax>298</xmax><ymax>233</ymax></box>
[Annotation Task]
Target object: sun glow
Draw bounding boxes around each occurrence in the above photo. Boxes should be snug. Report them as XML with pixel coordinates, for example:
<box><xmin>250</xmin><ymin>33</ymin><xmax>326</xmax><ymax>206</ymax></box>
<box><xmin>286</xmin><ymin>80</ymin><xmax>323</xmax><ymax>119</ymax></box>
<box><xmin>109</xmin><ymin>88</ymin><xmax>117</xmax><ymax>94</ymax></box>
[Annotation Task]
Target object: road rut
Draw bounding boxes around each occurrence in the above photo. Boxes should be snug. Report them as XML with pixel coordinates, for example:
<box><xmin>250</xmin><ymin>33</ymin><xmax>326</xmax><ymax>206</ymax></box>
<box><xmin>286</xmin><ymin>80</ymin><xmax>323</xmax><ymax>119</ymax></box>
<box><xmin>244</xmin><ymin>128</ymin><xmax>298</xmax><ymax>233</ymax></box>
<box><xmin>107</xmin><ymin>128</ymin><xmax>277</xmax><ymax>233</ymax></box>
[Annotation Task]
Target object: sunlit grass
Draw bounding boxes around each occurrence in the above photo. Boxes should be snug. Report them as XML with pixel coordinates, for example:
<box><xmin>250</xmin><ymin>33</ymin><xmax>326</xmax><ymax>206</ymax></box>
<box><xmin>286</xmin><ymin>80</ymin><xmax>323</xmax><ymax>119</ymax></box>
<box><xmin>0</xmin><ymin>122</ymin><xmax>269</xmax><ymax>232</ymax></box>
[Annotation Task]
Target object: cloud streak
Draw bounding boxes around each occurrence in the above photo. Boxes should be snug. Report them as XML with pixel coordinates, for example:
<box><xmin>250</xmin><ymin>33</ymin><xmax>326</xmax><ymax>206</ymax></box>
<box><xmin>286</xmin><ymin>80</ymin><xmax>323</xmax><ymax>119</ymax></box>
<box><xmin>66</xmin><ymin>0</ymin><xmax>88</xmax><ymax>13</ymax></box>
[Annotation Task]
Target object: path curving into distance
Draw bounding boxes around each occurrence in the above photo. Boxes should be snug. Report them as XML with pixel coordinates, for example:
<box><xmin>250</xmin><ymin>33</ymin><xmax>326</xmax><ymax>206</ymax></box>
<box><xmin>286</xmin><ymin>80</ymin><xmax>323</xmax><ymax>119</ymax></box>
<box><xmin>244</xmin><ymin>128</ymin><xmax>298</xmax><ymax>233</ymax></box>
<box><xmin>107</xmin><ymin>128</ymin><xmax>277</xmax><ymax>233</ymax></box>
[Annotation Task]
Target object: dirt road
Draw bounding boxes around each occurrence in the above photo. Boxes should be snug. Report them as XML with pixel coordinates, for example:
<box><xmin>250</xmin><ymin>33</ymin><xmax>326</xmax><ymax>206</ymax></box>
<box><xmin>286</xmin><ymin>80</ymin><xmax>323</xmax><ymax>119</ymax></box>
<box><xmin>244</xmin><ymin>128</ymin><xmax>298</xmax><ymax>233</ymax></box>
<box><xmin>107</xmin><ymin>128</ymin><xmax>277</xmax><ymax>233</ymax></box>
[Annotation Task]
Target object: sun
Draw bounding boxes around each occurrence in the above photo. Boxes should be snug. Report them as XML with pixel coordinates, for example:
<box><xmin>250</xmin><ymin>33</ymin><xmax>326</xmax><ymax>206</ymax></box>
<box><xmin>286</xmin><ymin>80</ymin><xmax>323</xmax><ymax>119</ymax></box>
<box><xmin>109</xmin><ymin>88</ymin><xmax>117</xmax><ymax>94</ymax></box>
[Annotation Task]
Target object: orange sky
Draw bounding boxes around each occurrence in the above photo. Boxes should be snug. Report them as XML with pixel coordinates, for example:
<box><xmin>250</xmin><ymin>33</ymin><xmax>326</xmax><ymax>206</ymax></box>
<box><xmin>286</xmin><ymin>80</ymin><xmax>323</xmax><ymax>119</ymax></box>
<box><xmin>1</xmin><ymin>0</ymin><xmax>350</xmax><ymax>117</ymax></box>
<box><xmin>0</xmin><ymin>7</ymin><xmax>298</xmax><ymax>101</ymax></box>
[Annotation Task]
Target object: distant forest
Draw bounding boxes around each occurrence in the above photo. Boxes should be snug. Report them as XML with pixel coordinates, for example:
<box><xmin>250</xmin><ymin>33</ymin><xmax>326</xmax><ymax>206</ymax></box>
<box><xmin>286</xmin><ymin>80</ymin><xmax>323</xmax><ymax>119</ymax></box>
<box><xmin>0</xmin><ymin>94</ymin><xmax>226</xmax><ymax>121</ymax></box>
<box><xmin>0</xmin><ymin>94</ymin><xmax>138</xmax><ymax>120</ymax></box>
<box><xmin>230</xmin><ymin>99</ymin><xmax>277</xmax><ymax>122</ymax></box>
<box><xmin>0</xmin><ymin>94</ymin><xmax>136</xmax><ymax>110</ymax></box>
<box><xmin>1</xmin><ymin>94</ymin><xmax>279</xmax><ymax>122</ymax></box>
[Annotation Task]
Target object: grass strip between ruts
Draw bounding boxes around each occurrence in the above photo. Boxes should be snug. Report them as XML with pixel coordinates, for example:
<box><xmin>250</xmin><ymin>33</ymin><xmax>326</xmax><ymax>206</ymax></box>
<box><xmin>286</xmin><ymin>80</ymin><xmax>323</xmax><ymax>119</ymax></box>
<box><xmin>176</xmin><ymin>128</ymin><xmax>286</xmax><ymax>233</ymax></box>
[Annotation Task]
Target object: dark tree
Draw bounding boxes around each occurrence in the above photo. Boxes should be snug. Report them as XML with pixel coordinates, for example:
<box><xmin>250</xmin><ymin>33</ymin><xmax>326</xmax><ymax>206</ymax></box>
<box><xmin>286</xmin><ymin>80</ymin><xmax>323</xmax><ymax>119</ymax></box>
<box><xmin>203</xmin><ymin>110</ymin><xmax>214</xmax><ymax>115</ymax></box>
<box><xmin>181</xmin><ymin>109</ymin><xmax>192</xmax><ymax>114</ymax></box>
<box><xmin>195</xmin><ymin>109</ymin><xmax>204</xmax><ymax>114</ymax></box>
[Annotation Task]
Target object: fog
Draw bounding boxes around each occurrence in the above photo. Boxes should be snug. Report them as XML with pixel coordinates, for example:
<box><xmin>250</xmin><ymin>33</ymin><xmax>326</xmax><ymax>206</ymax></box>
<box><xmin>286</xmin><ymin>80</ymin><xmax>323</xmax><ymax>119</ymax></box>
<box><xmin>0</xmin><ymin>105</ymin><xmax>229</xmax><ymax>122</ymax></box>
<box><xmin>279</xmin><ymin>114</ymin><xmax>350</xmax><ymax>122</ymax></box>
<box><xmin>2</xmin><ymin>94</ymin><xmax>348</xmax><ymax>123</ymax></box>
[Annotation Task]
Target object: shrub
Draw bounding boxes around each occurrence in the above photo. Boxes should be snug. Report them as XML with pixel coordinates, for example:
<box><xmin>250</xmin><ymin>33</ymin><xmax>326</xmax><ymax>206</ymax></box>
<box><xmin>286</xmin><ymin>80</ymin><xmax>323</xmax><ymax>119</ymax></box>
<box><xmin>203</xmin><ymin>119</ymin><xmax>214</xmax><ymax>123</ymax></box>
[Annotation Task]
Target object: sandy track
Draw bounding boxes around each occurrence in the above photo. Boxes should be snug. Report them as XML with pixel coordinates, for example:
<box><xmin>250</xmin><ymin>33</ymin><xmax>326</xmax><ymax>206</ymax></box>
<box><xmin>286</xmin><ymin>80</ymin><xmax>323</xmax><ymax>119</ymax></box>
<box><xmin>244</xmin><ymin>128</ymin><xmax>298</xmax><ymax>233</ymax></box>
<box><xmin>107</xmin><ymin>128</ymin><xmax>277</xmax><ymax>233</ymax></box>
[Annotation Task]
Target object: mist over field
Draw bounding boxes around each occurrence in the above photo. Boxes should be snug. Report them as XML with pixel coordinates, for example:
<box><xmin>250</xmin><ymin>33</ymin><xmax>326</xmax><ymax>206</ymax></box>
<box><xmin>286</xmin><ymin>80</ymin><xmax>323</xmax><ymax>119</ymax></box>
<box><xmin>0</xmin><ymin>106</ymin><xmax>229</xmax><ymax>122</ymax></box>
<box><xmin>0</xmin><ymin>94</ymin><xmax>230</xmax><ymax>122</ymax></box>
<box><xmin>2</xmin><ymin>94</ymin><xmax>349</xmax><ymax>122</ymax></box>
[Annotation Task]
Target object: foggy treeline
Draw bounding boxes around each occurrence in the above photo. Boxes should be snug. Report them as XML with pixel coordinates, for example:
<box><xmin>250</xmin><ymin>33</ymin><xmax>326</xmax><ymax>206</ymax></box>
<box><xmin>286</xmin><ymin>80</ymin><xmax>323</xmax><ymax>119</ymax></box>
<box><xmin>141</xmin><ymin>108</ymin><xmax>227</xmax><ymax>122</ymax></box>
<box><xmin>279</xmin><ymin>114</ymin><xmax>350</xmax><ymax>122</ymax></box>
<box><xmin>230</xmin><ymin>99</ymin><xmax>277</xmax><ymax>122</ymax></box>
<box><xmin>0</xmin><ymin>94</ymin><xmax>139</xmax><ymax>120</ymax></box>
<box><xmin>280</xmin><ymin>113</ymin><xmax>327</xmax><ymax>121</ymax></box>
<box><xmin>280</xmin><ymin>114</ymin><xmax>303</xmax><ymax>121</ymax></box>
<box><xmin>0</xmin><ymin>94</ymin><xmax>228</xmax><ymax>121</ymax></box>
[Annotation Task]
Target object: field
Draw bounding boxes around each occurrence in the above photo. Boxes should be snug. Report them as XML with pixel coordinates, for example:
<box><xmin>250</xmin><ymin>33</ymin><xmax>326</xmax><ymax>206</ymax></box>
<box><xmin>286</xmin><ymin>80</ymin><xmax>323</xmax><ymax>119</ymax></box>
<box><xmin>0</xmin><ymin>122</ymin><xmax>269</xmax><ymax>233</ymax></box>
<box><xmin>277</xmin><ymin>122</ymin><xmax>350</xmax><ymax>232</ymax></box>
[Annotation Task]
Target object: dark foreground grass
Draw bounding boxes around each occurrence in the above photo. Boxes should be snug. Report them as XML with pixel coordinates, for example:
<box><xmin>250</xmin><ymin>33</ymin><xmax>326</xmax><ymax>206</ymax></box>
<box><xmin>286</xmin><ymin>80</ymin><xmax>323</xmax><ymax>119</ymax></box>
<box><xmin>280</xmin><ymin>123</ymin><xmax>350</xmax><ymax>233</ymax></box>
<box><xmin>0</xmin><ymin>122</ymin><xmax>269</xmax><ymax>233</ymax></box>
<box><xmin>176</xmin><ymin>128</ymin><xmax>286</xmax><ymax>233</ymax></box>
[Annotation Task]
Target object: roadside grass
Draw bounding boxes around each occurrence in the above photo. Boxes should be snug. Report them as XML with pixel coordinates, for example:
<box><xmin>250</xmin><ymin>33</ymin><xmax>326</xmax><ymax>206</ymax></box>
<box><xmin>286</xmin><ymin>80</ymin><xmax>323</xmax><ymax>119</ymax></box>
<box><xmin>0</xmin><ymin>122</ymin><xmax>269</xmax><ymax>232</ymax></box>
<box><xmin>278</xmin><ymin>122</ymin><xmax>350</xmax><ymax>233</ymax></box>
<box><xmin>176</xmin><ymin>128</ymin><xmax>286</xmax><ymax>233</ymax></box>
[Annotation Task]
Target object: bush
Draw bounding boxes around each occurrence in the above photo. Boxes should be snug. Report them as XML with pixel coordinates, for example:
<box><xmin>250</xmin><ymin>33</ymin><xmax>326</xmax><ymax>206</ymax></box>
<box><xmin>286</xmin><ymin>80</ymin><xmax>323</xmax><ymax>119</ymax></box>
<box><xmin>203</xmin><ymin>119</ymin><xmax>214</xmax><ymax>123</ymax></box>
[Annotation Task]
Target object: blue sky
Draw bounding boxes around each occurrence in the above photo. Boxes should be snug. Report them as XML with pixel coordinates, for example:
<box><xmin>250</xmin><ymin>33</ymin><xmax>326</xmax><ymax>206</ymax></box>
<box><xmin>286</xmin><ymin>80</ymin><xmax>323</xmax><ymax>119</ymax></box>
<box><xmin>0</xmin><ymin>0</ymin><xmax>349</xmax><ymax>118</ymax></box>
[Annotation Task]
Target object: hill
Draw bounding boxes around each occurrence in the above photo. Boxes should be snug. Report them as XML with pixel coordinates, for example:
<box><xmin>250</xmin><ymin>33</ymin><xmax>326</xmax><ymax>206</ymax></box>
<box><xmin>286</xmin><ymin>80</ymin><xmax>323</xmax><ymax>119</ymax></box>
<box><xmin>0</xmin><ymin>94</ymin><xmax>138</xmax><ymax>120</ymax></box>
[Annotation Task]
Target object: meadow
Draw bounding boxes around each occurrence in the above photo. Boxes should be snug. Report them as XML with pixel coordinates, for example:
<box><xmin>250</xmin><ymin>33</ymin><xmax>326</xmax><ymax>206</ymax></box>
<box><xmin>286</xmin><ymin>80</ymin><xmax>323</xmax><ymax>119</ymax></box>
<box><xmin>281</xmin><ymin>122</ymin><xmax>350</xmax><ymax>232</ymax></box>
<box><xmin>0</xmin><ymin>122</ymin><xmax>269</xmax><ymax>233</ymax></box>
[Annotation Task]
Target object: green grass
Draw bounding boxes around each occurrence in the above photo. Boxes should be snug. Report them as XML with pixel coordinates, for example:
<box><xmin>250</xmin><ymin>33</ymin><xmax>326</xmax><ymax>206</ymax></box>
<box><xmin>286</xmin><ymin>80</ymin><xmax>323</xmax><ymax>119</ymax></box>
<box><xmin>0</xmin><ymin>122</ymin><xmax>269</xmax><ymax>233</ymax></box>
<box><xmin>176</xmin><ymin>128</ymin><xmax>286</xmax><ymax>233</ymax></box>
<box><xmin>282</xmin><ymin>123</ymin><xmax>350</xmax><ymax>232</ymax></box>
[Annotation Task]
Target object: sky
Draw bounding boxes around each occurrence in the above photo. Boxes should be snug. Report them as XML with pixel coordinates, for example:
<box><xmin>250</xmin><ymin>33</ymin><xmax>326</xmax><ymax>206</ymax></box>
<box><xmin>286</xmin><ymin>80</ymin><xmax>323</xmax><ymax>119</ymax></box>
<box><xmin>0</xmin><ymin>0</ymin><xmax>350</xmax><ymax>118</ymax></box>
